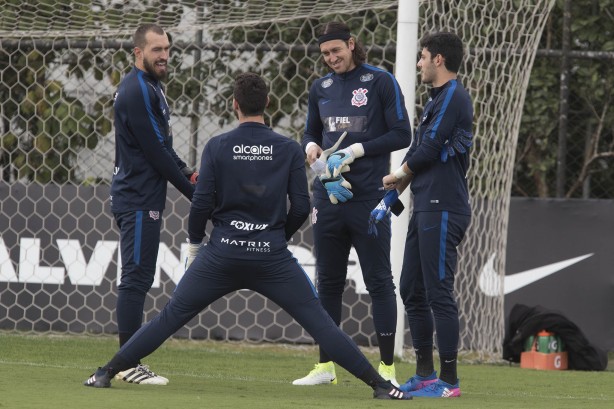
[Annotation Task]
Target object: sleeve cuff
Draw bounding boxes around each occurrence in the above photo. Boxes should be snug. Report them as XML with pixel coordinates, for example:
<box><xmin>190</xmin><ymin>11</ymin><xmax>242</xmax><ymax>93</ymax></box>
<box><xmin>350</xmin><ymin>143</ymin><xmax>365</xmax><ymax>158</ymax></box>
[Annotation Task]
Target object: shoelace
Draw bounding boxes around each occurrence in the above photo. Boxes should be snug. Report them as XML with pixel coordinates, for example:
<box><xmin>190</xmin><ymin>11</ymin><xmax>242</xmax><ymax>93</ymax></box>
<box><xmin>136</xmin><ymin>364</ymin><xmax>158</xmax><ymax>377</ymax></box>
<box><xmin>421</xmin><ymin>383</ymin><xmax>440</xmax><ymax>393</ymax></box>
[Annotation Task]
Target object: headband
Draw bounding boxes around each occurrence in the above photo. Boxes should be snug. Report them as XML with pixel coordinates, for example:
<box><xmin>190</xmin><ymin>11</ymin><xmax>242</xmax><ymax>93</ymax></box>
<box><xmin>317</xmin><ymin>31</ymin><xmax>351</xmax><ymax>46</ymax></box>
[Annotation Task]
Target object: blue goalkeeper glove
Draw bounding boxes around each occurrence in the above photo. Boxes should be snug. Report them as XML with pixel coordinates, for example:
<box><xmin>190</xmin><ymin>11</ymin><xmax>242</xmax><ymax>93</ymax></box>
<box><xmin>327</xmin><ymin>143</ymin><xmax>364</xmax><ymax>177</ymax></box>
<box><xmin>319</xmin><ymin>174</ymin><xmax>353</xmax><ymax>204</ymax></box>
<box><xmin>368</xmin><ymin>190</ymin><xmax>404</xmax><ymax>237</ymax></box>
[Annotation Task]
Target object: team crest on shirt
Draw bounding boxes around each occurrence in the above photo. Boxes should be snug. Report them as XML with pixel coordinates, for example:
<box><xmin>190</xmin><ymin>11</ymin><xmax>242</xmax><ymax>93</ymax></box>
<box><xmin>311</xmin><ymin>207</ymin><xmax>318</xmax><ymax>225</ymax></box>
<box><xmin>321</xmin><ymin>78</ymin><xmax>333</xmax><ymax>88</ymax></box>
<box><xmin>351</xmin><ymin>88</ymin><xmax>368</xmax><ymax>107</ymax></box>
<box><xmin>149</xmin><ymin>211</ymin><xmax>160</xmax><ymax>220</ymax></box>
<box><xmin>360</xmin><ymin>73</ymin><xmax>373</xmax><ymax>82</ymax></box>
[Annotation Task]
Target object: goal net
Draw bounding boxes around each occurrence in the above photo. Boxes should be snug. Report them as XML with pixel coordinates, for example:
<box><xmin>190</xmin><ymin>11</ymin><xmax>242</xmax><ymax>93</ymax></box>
<box><xmin>0</xmin><ymin>0</ymin><xmax>554</xmax><ymax>359</ymax></box>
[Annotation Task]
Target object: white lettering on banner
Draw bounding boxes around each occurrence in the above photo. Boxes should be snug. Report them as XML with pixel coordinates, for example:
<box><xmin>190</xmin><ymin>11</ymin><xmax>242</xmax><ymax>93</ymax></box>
<box><xmin>0</xmin><ymin>237</ymin><xmax>17</xmax><ymax>282</ymax></box>
<box><xmin>0</xmin><ymin>237</ymin><xmax>369</xmax><ymax>294</ymax></box>
<box><xmin>554</xmin><ymin>355</ymin><xmax>562</xmax><ymax>368</ymax></box>
<box><xmin>19</xmin><ymin>238</ymin><xmax>64</xmax><ymax>284</ymax></box>
<box><xmin>287</xmin><ymin>245</ymin><xmax>367</xmax><ymax>294</ymax></box>
<box><xmin>57</xmin><ymin>239</ymin><xmax>118</xmax><ymax>285</ymax></box>
<box><xmin>116</xmin><ymin>242</ymin><xmax>191</xmax><ymax>288</ymax></box>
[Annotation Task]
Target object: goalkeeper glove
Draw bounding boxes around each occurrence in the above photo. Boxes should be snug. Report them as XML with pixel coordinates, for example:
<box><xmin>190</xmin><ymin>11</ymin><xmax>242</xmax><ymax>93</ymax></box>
<box><xmin>185</xmin><ymin>241</ymin><xmax>201</xmax><ymax>271</ymax></box>
<box><xmin>368</xmin><ymin>190</ymin><xmax>405</xmax><ymax>237</ymax></box>
<box><xmin>309</xmin><ymin>131</ymin><xmax>349</xmax><ymax>176</ymax></box>
<box><xmin>327</xmin><ymin>143</ymin><xmax>364</xmax><ymax>177</ymax></box>
<box><xmin>319</xmin><ymin>174</ymin><xmax>353</xmax><ymax>204</ymax></box>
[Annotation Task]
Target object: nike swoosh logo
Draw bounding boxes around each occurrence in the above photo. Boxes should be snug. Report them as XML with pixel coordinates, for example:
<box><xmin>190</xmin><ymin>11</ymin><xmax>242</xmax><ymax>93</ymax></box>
<box><xmin>321</xmin><ymin>99</ymin><xmax>331</xmax><ymax>104</ymax></box>
<box><xmin>478</xmin><ymin>253</ymin><xmax>593</xmax><ymax>296</ymax></box>
<box><xmin>423</xmin><ymin>224</ymin><xmax>438</xmax><ymax>231</ymax></box>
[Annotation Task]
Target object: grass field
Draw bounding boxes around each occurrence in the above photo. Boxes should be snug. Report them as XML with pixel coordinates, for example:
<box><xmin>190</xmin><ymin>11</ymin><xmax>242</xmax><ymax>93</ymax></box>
<box><xmin>0</xmin><ymin>331</ymin><xmax>612</xmax><ymax>409</ymax></box>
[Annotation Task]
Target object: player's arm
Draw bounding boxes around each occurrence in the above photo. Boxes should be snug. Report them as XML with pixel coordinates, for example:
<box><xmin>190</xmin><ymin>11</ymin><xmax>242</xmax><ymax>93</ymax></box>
<box><xmin>356</xmin><ymin>73</ymin><xmax>412</xmax><ymax>156</ymax></box>
<box><xmin>405</xmin><ymin>85</ymin><xmax>463</xmax><ymax>173</ymax></box>
<box><xmin>127</xmin><ymin>81</ymin><xmax>195</xmax><ymax>200</ymax></box>
<box><xmin>285</xmin><ymin>145</ymin><xmax>311</xmax><ymax>241</ymax></box>
<box><xmin>326</xmin><ymin>73</ymin><xmax>411</xmax><ymax>177</ymax></box>
<box><xmin>188</xmin><ymin>140</ymin><xmax>216</xmax><ymax>244</ymax></box>
<box><xmin>301</xmin><ymin>82</ymin><xmax>325</xmax><ymax>165</ymax></box>
<box><xmin>167</xmin><ymin>141</ymin><xmax>198</xmax><ymax>184</ymax></box>
<box><xmin>382</xmin><ymin>162</ymin><xmax>414</xmax><ymax>193</ymax></box>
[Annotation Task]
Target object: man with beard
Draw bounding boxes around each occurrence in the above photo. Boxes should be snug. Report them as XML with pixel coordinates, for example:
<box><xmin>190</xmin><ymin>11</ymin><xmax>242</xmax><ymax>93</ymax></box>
<box><xmin>109</xmin><ymin>23</ymin><xmax>197</xmax><ymax>385</ymax></box>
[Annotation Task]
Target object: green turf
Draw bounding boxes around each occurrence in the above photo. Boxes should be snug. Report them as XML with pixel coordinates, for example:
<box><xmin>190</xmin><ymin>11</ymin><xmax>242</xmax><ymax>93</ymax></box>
<box><xmin>0</xmin><ymin>331</ymin><xmax>612</xmax><ymax>409</ymax></box>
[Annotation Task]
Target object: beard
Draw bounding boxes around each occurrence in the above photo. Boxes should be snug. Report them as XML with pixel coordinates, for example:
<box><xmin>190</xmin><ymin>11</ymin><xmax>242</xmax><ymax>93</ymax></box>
<box><xmin>143</xmin><ymin>57</ymin><xmax>167</xmax><ymax>81</ymax></box>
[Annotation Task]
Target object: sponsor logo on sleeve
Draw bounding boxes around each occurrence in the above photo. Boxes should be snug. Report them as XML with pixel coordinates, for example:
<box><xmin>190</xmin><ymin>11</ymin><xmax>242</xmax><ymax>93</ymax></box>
<box><xmin>321</xmin><ymin>78</ymin><xmax>333</xmax><ymax>88</ymax></box>
<box><xmin>360</xmin><ymin>73</ymin><xmax>373</xmax><ymax>82</ymax></box>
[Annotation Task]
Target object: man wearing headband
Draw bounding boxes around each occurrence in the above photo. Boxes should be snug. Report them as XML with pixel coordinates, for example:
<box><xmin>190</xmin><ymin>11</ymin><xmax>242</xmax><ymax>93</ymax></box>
<box><xmin>294</xmin><ymin>21</ymin><xmax>411</xmax><ymax>387</ymax></box>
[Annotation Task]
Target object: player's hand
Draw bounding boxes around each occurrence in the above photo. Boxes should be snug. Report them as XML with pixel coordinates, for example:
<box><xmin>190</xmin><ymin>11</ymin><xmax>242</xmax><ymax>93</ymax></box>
<box><xmin>189</xmin><ymin>172</ymin><xmax>198</xmax><ymax>184</ymax></box>
<box><xmin>326</xmin><ymin>143</ymin><xmax>364</xmax><ymax>177</ymax></box>
<box><xmin>319</xmin><ymin>173</ymin><xmax>353</xmax><ymax>204</ymax></box>
<box><xmin>382</xmin><ymin>173</ymin><xmax>399</xmax><ymax>190</ymax></box>
<box><xmin>185</xmin><ymin>242</ymin><xmax>201</xmax><ymax>271</ymax></box>
<box><xmin>368</xmin><ymin>190</ymin><xmax>399</xmax><ymax>237</ymax></box>
<box><xmin>309</xmin><ymin>132</ymin><xmax>350</xmax><ymax>176</ymax></box>
<box><xmin>306</xmin><ymin>144</ymin><xmax>322</xmax><ymax>165</ymax></box>
<box><xmin>181</xmin><ymin>166</ymin><xmax>198</xmax><ymax>184</ymax></box>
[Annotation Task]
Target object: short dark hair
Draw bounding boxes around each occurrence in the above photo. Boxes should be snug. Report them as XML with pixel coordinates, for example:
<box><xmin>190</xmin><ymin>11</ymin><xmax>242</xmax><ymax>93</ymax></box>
<box><xmin>420</xmin><ymin>32</ymin><xmax>464</xmax><ymax>73</ymax></box>
<box><xmin>317</xmin><ymin>21</ymin><xmax>366</xmax><ymax>67</ymax></box>
<box><xmin>133</xmin><ymin>24</ymin><xmax>167</xmax><ymax>49</ymax></box>
<box><xmin>234</xmin><ymin>72</ymin><xmax>268</xmax><ymax>116</ymax></box>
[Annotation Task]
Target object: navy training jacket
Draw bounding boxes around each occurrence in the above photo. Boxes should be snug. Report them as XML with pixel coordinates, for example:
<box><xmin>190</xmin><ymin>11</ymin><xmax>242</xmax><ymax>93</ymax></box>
<box><xmin>404</xmin><ymin>79</ymin><xmax>473</xmax><ymax>215</ymax></box>
<box><xmin>302</xmin><ymin>64</ymin><xmax>411</xmax><ymax>201</ymax></box>
<box><xmin>188</xmin><ymin>122</ymin><xmax>310</xmax><ymax>260</ymax></box>
<box><xmin>110</xmin><ymin>67</ymin><xmax>194</xmax><ymax>212</ymax></box>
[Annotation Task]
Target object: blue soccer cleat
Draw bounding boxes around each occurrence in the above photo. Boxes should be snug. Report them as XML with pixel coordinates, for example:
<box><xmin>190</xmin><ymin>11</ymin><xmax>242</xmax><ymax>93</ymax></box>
<box><xmin>399</xmin><ymin>370</ymin><xmax>438</xmax><ymax>392</ymax></box>
<box><xmin>410</xmin><ymin>379</ymin><xmax>461</xmax><ymax>398</ymax></box>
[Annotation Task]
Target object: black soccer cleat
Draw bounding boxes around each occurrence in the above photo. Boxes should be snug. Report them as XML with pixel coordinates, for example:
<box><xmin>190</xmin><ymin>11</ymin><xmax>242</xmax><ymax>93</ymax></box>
<box><xmin>84</xmin><ymin>367</ymin><xmax>113</xmax><ymax>388</ymax></box>
<box><xmin>373</xmin><ymin>380</ymin><xmax>413</xmax><ymax>400</ymax></box>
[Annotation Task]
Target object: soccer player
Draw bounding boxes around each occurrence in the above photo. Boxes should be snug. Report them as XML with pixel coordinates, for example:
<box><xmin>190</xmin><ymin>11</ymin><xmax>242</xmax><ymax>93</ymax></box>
<box><xmin>109</xmin><ymin>23</ymin><xmax>197</xmax><ymax>385</ymax></box>
<box><xmin>84</xmin><ymin>72</ymin><xmax>411</xmax><ymax>400</ymax></box>
<box><xmin>378</xmin><ymin>32</ymin><xmax>473</xmax><ymax>398</ymax></box>
<box><xmin>293</xmin><ymin>21</ymin><xmax>411</xmax><ymax>386</ymax></box>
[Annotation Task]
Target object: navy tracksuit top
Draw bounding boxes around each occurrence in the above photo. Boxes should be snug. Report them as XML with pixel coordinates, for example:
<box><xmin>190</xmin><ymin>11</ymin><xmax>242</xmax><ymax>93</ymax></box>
<box><xmin>302</xmin><ymin>64</ymin><xmax>412</xmax><ymax>200</ymax></box>
<box><xmin>110</xmin><ymin>67</ymin><xmax>194</xmax><ymax>212</ymax></box>
<box><xmin>404</xmin><ymin>79</ymin><xmax>473</xmax><ymax>215</ymax></box>
<box><xmin>188</xmin><ymin>122</ymin><xmax>310</xmax><ymax>260</ymax></box>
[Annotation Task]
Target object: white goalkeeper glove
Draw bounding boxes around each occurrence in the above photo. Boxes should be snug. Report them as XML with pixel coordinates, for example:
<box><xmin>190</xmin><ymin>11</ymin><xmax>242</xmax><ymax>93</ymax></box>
<box><xmin>327</xmin><ymin>143</ymin><xmax>364</xmax><ymax>177</ymax></box>
<box><xmin>185</xmin><ymin>241</ymin><xmax>201</xmax><ymax>272</ymax></box>
<box><xmin>310</xmin><ymin>131</ymin><xmax>350</xmax><ymax>176</ymax></box>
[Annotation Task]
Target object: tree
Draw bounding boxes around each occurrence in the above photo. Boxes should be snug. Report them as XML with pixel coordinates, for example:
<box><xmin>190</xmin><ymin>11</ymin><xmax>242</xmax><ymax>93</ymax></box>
<box><xmin>514</xmin><ymin>0</ymin><xmax>614</xmax><ymax>198</ymax></box>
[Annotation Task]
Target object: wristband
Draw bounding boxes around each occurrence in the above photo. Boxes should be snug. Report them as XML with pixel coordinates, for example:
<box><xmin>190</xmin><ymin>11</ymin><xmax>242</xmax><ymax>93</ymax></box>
<box><xmin>393</xmin><ymin>165</ymin><xmax>408</xmax><ymax>180</ymax></box>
